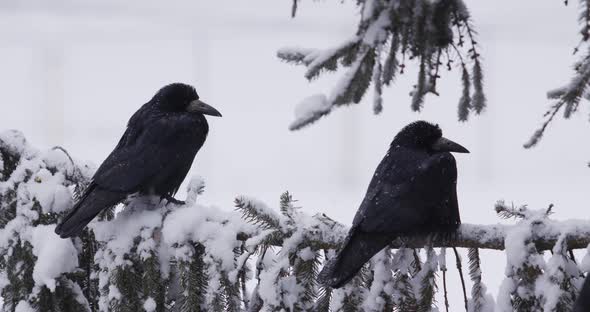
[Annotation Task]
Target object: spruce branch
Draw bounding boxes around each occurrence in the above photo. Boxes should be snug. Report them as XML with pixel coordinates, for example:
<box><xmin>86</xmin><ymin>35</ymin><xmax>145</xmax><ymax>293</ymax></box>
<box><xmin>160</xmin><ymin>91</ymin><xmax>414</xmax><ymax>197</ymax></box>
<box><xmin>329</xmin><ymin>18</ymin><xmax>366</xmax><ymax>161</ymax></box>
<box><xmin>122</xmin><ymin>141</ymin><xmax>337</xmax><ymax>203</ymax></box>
<box><xmin>529</xmin><ymin>2</ymin><xmax>590</xmax><ymax>149</ymax></box>
<box><xmin>458</xmin><ymin>66</ymin><xmax>472</xmax><ymax>121</ymax></box>
<box><xmin>416</xmin><ymin>247</ymin><xmax>438</xmax><ymax>312</ymax></box>
<box><xmin>467</xmin><ymin>248</ymin><xmax>485</xmax><ymax>312</ymax></box>
<box><xmin>281</xmin><ymin>0</ymin><xmax>486</xmax><ymax>130</ymax></box>
<box><xmin>313</xmin><ymin>285</ymin><xmax>332</xmax><ymax>312</ymax></box>
<box><xmin>391</xmin><ymin>248</ymin><xmax>418</xmax><ymax>311</ymax></box>
<box><xmin>235</xmin><ymin>196</ymin><xmax>282</xmax><ymax>230</ymax></box>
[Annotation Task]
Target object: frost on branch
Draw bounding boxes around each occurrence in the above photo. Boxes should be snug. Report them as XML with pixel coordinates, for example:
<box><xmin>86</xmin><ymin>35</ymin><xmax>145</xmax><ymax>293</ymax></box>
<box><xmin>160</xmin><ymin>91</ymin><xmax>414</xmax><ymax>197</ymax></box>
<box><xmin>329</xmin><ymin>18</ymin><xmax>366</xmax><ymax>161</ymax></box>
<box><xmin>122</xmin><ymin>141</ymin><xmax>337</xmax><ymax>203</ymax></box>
<box><xmin>4</xmin><ymin>132</ymin><xmax>590</xmax><ymax>311</ymax></box>
<box><xmin>280</xmin><ymin>0</ymin><xmax>486</xmax><ymax>130</ymax></box>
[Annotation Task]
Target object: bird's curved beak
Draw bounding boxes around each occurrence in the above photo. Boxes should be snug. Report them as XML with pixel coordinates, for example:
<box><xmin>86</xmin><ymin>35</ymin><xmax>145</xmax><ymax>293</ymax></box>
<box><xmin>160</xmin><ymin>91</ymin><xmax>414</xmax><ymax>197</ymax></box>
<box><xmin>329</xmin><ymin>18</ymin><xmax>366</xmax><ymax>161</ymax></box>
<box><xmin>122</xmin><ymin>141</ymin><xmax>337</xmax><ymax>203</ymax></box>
<box><xmin>432</xmin><ymin>137</ymin><xmax>469</xmax><ymax>153</ymax></box>
<box><xmin>187</xmin><ymin>99</ymin><xmax>222</xmax><ymax>117</ymax></box>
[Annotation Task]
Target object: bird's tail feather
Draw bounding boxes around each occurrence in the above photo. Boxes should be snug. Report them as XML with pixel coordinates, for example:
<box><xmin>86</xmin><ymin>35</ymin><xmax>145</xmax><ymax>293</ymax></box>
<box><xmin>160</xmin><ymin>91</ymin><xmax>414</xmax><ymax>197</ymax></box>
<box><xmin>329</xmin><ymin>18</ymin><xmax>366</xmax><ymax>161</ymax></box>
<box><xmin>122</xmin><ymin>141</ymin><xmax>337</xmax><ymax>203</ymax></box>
<box><xmin>317</xmin><ymin>231</ymin><xmax>393</xmax><ymax>288</ymax></box>
<box><xmin>55</xmin><ymin>184</ymin><xmax>124</xmax><ymax>238</ymax></box>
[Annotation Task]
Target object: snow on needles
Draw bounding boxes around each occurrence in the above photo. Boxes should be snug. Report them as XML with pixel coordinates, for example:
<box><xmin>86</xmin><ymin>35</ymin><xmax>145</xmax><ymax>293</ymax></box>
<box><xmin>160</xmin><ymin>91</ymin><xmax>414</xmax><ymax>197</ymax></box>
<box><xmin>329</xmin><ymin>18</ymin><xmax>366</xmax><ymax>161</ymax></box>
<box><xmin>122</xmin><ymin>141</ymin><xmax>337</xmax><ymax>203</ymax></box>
<box><xmin>31</xmin><ymin>224</ymin><xmax>78</xmax><ymax>291</ymax></box>
<box><xmin>0</xmin><ymin>130</ymin><xmax>82</xmax><ymax>293</ymax></box>
<box><xmin>290</xmin><ymin>94</ymin><xmax>331</xmax><ymax>131</ymax></box>
<box><xmin>5</xmin><ymin>131</ymin><xmax>590</xmax><ymax>311</ymax></box>
<box><xmin>163</xmin><ymin>202</ymin><xmax>254</xmax><ymax>272</ymax></box>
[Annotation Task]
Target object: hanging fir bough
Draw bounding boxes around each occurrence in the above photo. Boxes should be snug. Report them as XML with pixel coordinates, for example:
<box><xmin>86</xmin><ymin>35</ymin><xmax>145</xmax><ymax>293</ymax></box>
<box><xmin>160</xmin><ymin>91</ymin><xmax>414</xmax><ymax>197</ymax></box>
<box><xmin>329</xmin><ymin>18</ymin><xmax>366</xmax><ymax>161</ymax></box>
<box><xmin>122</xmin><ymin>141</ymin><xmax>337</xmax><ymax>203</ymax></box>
<box><xmin>4</xmin><ymin>132</ymin><xmax>590</xmax><ymax>311</ymax></box>
<box><xmin>525</xmin><ymin>0</ymin><xmax>590</xmax><ymax>150</ymax></box>
<box><xmin>279</xmin><ymin>0</ymin><xmax>486</xmax><ymax>130</ymax></box>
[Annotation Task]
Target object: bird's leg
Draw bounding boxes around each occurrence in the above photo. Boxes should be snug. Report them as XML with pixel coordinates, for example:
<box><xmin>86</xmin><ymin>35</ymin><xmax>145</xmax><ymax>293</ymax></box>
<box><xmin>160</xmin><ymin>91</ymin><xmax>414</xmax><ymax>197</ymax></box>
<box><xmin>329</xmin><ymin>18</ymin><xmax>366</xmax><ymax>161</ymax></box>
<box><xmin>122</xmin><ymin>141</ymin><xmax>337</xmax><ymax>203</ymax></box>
<box><xmin>164</xmin><ymin>195</ymin><xmax>186</xmax><ymax>206</ymax></box>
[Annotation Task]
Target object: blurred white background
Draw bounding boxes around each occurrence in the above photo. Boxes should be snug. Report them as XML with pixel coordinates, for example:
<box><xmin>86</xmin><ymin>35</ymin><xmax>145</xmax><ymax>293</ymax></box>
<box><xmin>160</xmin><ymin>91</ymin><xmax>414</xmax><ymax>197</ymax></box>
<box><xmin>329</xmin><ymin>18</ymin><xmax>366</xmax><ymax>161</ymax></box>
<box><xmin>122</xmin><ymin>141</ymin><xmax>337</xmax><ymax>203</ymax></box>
<box><xmin>0</xmin><ymin>0</ymin><xmax>588</xmax><ymax>308</ymax></box>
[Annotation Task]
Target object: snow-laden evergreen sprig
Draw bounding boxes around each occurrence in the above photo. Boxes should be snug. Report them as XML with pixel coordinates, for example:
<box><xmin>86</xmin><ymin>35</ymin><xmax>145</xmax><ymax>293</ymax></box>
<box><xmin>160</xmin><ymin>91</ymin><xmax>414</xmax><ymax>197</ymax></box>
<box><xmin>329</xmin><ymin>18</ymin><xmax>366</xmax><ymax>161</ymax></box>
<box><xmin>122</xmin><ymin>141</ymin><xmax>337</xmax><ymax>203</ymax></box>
<box><xmin>279</xmin><ymin>191</ymin><xmax>299</xmax><ymax>227</ymax></box>
<box><xmin>390</xmin><ymin>248</ymin><xmax>418</xmax><ymax>311</ymax></box>
<box><xmin>497</xmin><ymin>202</ymin><xmax>557</xmax><ymax>312</ymax></box>
<box><xmin>173</xmin><ymin>243</ymin><xmax>209</xmax><ymax>312</ymax></box>
<box><xmin>93</xmin><ymin>201</ymin><xmax>168</xmax><ymax>312</ymax></box>
<box><xmin>292</xmin><ymin>247</ymin><xmax>322</xmax><ymax>309</ymax></box>
<box><xmin>527</xmin><ymin>1</ymin><xmax>590</xmax><ymax>150</ymax></box>
<box><xmin>458</xmin><ymin>66</ymin><xmax>472</xmax><ymax>121</ymax></box>
<box><xmin>280</xmin><ymin>0</ymin><xmax>486</xmax><ymax>130</ymax></box>
<box><xmin>312</xmin><ymin>284</ymin><xmax>332</xmax><ymax>312</ymax></box>
<box><xmin>6</xmin><ymin>132</ymin><xmax>590</xmax><ymax>311</ymax></box>
<box><xmin>472</xmin><ymin>59</ymin><xmax>486</xmax><ymax>113</ymax></box>
<box><xmin>467</xmin><ymin>248</ymin><xmax>494</xmax><ymax>312</ymax></box>
<box><xmin>0</xmin><ymin>130</ymin><xmax>93</xmax><ymax>312</ymax></box>
<box><xmin>415</xmin><ymin>247</ymin><xmax>438</xmax><ymax>312</ymax></box>
<box><xmin>362</xmin><ymin>249</ymin><xmax>395</xmax><ymax>311</ymax></box>
<box><xmin>235</xmin><ymin>196</ymin><xmax>283</xmax><ymax>231</ymax></box>
<box><xmin>538</xmin><ymin>233</ymin><xmax>582</xmax><ymax>311</ymax></box>
<box><xmin>372</xmin><ymin>46</ymin><xmax>384</xmax><ymax>114</ymax></box>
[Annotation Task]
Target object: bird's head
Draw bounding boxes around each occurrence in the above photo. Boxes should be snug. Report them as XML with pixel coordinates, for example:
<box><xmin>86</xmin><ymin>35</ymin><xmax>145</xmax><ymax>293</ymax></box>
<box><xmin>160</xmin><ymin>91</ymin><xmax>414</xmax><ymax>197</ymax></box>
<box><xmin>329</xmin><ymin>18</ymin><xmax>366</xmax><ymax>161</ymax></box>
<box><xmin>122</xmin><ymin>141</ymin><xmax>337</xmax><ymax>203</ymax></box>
<box><xmin>393</xmin><ymin>120</ymin><xmax>469</xmax><ymax>153</ymax></box>
<box><xmin>152</xmin><ymin>83</ymin><xmax>222</xmax><ymax>117</ymax></box>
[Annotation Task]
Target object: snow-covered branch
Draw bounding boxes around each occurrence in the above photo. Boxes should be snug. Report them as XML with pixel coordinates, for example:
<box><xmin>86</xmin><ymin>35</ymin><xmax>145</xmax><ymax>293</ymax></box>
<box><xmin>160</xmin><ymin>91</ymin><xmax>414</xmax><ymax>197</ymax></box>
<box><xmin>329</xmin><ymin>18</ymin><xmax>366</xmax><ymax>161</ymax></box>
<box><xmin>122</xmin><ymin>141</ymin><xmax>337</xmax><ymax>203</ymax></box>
<box><xmin>1</xmin><ymin>131</ymin><xmax>589</xmax><ymax>311</ymax></box>
<box><xmin>235</xmin><ymin>221</ymin><xmax>590</xmax><ymax>252</ymax></box>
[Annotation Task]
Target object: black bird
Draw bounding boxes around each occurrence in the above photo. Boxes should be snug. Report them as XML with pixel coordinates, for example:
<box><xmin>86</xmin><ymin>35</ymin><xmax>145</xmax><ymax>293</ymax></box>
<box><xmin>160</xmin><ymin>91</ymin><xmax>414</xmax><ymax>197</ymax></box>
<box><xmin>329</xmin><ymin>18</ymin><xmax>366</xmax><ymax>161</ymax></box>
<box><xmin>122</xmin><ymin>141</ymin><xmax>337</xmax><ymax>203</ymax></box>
<box><xmin>55</xmin><ymin>83</ymin><xmax>221</xmax><ymax>238</ymax></box>
<box><xmin>317</xmin><ymin>120</ymin><xmax>469</xmax><ymax>288</ymax></box>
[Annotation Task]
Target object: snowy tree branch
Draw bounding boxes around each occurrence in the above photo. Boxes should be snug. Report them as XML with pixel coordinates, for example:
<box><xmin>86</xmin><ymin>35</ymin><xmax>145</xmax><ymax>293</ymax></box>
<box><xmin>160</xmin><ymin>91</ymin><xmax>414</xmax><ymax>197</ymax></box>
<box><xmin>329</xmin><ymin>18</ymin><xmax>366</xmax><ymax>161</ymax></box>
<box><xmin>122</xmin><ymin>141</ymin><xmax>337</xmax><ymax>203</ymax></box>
<box><xmin>280</xmin><ymin>0</ymin><xmax>486</xmax><ymax>130</ymax></box>
<box><xmin>235</xmin><ymin>222</ymin><xmax>590</xmax><ymax>251</ymax></box>
<box><xmin>2</xmin><ymin>131</ymin><xmax>589</xmax><ymax>311</ymax></box>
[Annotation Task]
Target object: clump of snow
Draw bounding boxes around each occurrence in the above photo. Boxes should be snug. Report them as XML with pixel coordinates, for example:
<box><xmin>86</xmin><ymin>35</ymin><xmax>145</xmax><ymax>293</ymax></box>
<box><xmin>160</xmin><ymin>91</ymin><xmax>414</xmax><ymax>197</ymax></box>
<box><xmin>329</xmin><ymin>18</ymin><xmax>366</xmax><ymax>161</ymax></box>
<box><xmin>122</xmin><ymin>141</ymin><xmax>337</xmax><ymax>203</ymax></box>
<box><xmin>93</xmin><ymin>197</ymin><xmax>166</xmax><ymax>309</ymax></box>
<box><xmin>363</xmin><ymin>250</ymin><xmax>393</xmax><ymax>311</ymax></box>
<box><xmin>143</xmin><ymin>297</ymin><xmax>156</xmax><ymax>312</ymax></box>
<box><xmin>65</xmin><ymin>279</ymin><xmax>91</xmax><ymax>308</ymax></box>
<box><xmin>0</xmin><ymin>130</ymin><xmax>30</xmax><ymax>158</ymax></box>
<box><xmin>290</xmin><ymin>94</ymin><xmax>332</xmax><ymax>131</ymax></box>
<box><xmin>362</xmin><ymin>8</ymin><xmax>390</xmax><ymax>46</ymax></box>
<box><xmin>14</xmin><ymin>300</ymin><xmax>35</xmax><ymax>312</ymax></box>
<box><xmin>504</xmin><ymin>224</ymin><xmax>533</xmax><ymax>270</ymax></box>
<box><xmin>108</xmin><ymin>285</ymin><xmax>122</xmax><ymax>301</ymax></box>
<box><xmin>92</xmin><ymin>200</ymin><xmax>163</xmax><ymax>267</ymax></box>
<box><xmin>30</xmin><ymin>224</ymin><xmax>78</xmax><ymax>291</ymax></box>
<box><xmin>185</xmin><ymin>175</ymin><xmax>205</xmax><ymax>205</ymax></box>
<box><xmin>27</xmin><ymin>168</ymin><xmax>73</xmax><ymax>214</ymax></box>
<box><xmin>297</xmin><ymin>247</ymin><xmax>315</xmax><ymax>261</ymax></box>
<box><xmin>163</xmin><ymin>203</ymin><xmax>251</xmax><ymax>272</ymax></box>
<box><xmin>496</xmin><ymin>279</ymin><xmax>516</xmax><ymax>312</ymax></box>
<box><xmin>0</xmin><ymin>270</ymin><xmax>8</xmax><ymax>292</ymax></box>
<box><xmin>42</xmin><ymin>148</ymin><xmax>77</xmax><ymax>178</ymax></box>
<box><xmin>258</xmin><ymin>256</ymin><xmax>302</xmax><ymax>310</ymax></box>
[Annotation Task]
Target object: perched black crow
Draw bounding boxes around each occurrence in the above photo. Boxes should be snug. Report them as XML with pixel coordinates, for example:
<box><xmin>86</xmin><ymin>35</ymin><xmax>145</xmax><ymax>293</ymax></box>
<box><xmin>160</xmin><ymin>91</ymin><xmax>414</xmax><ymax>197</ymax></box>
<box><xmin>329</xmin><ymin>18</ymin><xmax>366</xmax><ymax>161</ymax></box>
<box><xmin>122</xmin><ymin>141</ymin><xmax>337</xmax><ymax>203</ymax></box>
<box><xmin>55</xmin><ymin>83</ymin><xmax>221</xmax><ymax>238</ymax></box>
<box><xmin>317</xmin><ymin>120</ymin><xmax>469</xmax><ymax>288</ymax></box>
<box><xmin>574</xmin><ymin>276</ymin><xmax>590</xmax><ymax>312</ymax></box>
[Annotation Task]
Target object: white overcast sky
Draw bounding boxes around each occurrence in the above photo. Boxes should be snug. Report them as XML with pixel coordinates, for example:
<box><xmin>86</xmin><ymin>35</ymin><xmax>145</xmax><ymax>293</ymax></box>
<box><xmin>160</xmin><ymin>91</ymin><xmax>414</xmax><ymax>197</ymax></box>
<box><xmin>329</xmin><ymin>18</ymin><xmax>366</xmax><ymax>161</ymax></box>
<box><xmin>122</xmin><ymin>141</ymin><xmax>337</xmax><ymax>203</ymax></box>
<box><xmin>0</xmin><ymin>0</ymin><xmax>588</xmax><ymax>308</ymax></box>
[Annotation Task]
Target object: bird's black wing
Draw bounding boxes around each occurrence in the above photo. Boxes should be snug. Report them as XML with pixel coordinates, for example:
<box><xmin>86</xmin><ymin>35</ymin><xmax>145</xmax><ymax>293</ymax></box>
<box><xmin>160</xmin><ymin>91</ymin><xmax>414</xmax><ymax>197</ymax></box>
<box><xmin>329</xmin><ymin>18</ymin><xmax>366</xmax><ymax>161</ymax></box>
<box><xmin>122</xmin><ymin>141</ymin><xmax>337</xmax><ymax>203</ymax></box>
<box><xmin>318</xmin><ymin>149</ymin><xmax>460</xmax><ymax>288</ymax></box>
<box><xmin>55</xmin><ymin>182</ymin><xmax>125</xmax><ymax>238</ymax></box>
<box><xmin>354</xmin><ymin>149</ymin><xmax>459</xmax><ymax>233</ymax></box>
<box><xmin>93</xmin><ymin>113</ymin><xmax>201</xmax><ymax>193</ymax></box>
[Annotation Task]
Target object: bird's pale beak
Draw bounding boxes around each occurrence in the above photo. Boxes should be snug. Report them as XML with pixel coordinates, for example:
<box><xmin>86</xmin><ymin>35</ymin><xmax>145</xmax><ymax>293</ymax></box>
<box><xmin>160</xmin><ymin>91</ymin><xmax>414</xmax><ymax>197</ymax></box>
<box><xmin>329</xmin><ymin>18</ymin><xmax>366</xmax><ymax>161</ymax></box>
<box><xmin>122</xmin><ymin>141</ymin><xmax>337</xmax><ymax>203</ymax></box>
<box><xmin>187</xmin><ymin>99</ymin><xmax>222</xmax><ymax>117</ymax></box>
<box><xmin>431</xmin><ymin>137</ymin><xmax>469</xmax><ymax>153</ymax></box>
